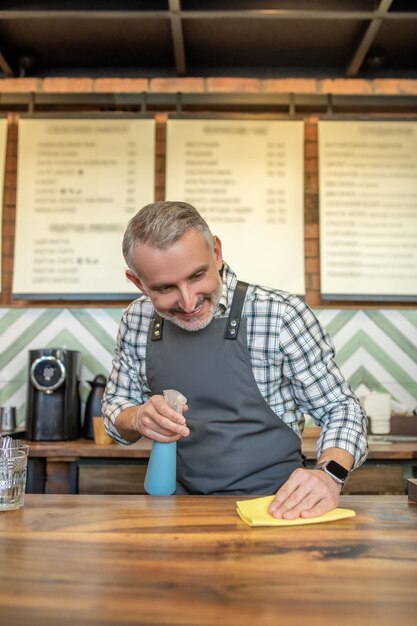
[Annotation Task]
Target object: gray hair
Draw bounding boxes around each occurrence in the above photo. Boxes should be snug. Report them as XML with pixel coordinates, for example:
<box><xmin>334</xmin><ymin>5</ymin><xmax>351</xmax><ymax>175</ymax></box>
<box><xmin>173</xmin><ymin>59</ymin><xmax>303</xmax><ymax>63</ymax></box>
<box><xmin>123</xmin><ymin>201</ymin><xmax>214</xmax><ymax>274</ymax></box>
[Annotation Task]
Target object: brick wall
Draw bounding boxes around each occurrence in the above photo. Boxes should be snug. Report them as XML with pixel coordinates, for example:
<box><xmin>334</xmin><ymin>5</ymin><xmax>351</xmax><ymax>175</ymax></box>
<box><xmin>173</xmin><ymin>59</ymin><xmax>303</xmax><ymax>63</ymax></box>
<box><xmin>1</xmin><ymin>77</ymin><xmax>416</xmax><ymax>308</ymax></box>
<box><xmin>1</xmin><ymin>77</ymin><xmax>416</xmax><ymax>95</ymax></box>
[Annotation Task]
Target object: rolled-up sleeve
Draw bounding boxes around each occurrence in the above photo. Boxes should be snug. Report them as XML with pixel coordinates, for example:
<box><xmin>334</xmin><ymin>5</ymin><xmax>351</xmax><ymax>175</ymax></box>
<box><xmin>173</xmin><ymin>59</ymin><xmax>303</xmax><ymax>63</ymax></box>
<box><xmin>279</xmin><ymin>296</ymin><xmax>368</xmax><ymax>468</ymax></box>
<box><xmin>102</xmin><ymin>302</ymin><xmax>152</xmax><ymax>445</ymax></box>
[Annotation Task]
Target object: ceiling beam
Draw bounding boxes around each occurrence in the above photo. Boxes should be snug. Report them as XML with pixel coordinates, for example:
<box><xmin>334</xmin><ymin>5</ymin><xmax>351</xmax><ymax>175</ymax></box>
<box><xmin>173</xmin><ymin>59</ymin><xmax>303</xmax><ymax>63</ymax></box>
<box><xmin>345</xmin><ymin>0</ymin><xmax>394</xmax><ymax>77</ymax></box>
<box><xmin>179</xmin><ymin>10</ymin><xmax>417</xmax><ymax>21</ymax></box>
<box><xmin>0</xmin><ymin>92</ymin><xmax>415</xmax><ymax>110</ymax></box>
<box><xmin>0</xmin><ymin>9</ymin><xmax>416</xmax><ymax>21</ymax></box>
<box><xmin>169</xmin><ymin>0</ymin><xmax>186</xmax><ymax>76</ymax></box>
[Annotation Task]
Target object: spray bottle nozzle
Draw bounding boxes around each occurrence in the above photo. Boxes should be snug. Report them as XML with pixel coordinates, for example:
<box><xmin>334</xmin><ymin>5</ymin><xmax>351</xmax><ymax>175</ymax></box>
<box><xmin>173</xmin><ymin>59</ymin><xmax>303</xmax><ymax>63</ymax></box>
<box><xmin>163</xmin><ymin>389</ymin><xmax>187</xmax><ymax>413</ymax></box>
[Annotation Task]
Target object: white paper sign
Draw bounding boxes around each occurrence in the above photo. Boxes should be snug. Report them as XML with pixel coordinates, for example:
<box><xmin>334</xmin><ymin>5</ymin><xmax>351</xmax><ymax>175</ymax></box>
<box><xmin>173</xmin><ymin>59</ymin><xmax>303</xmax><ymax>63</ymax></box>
<box><xmin>0</xmin><ymin>118</ymin><xmax>8</xmax><ymax>292</ymax></box>
<box><xmin>166</xmin><ymin>119</ymin><xmax>305</xmax><ymax>294</ymax></box>
<box><xmin>13</xmin><ymin>117</ymin><xmax>155</xmax><ymax>297</ymax></box>
<box><xmin>319</xmin><ymin>121</ymin><xmax>417</xmax><ymax>299</ymax></box>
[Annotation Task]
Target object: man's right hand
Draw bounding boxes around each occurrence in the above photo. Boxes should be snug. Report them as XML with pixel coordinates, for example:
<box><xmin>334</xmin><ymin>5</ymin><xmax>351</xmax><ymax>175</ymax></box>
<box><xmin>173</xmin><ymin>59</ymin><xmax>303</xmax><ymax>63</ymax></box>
<box><xmin>115</xmin><ymin>395</ymin><xmax>189</xmax><ymax>443</ymax></box>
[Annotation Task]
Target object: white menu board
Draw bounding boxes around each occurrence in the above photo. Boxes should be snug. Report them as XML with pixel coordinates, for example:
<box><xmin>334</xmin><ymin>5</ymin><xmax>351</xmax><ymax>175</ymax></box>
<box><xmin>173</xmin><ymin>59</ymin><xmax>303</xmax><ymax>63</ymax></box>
<box><xmin>13</xmin><ymin>117</ymin><xmax>155</xmax><ymax>298</ymax></box>
<box><xmin>166</xmin><ymin>119</ymin><xmax>305</xmax><ymax>294</ymax></box>
<box><xmin>0</xmin><ymin>118</ymin><xmax>8</xmax><ymax>292</ymax></box>
<box><xmin>319</xmin><ymin>121</ymin><xmax>417</xmax><ymax>300</ymax></box>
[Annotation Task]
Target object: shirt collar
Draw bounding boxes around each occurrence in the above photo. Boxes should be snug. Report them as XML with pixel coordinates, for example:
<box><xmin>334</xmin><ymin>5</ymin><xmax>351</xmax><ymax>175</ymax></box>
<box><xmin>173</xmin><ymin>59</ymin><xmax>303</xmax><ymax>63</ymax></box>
<box><xmin>216</xmin><ymin>262</ymin><xmax>238</xmax><ymax>316</ymax></box>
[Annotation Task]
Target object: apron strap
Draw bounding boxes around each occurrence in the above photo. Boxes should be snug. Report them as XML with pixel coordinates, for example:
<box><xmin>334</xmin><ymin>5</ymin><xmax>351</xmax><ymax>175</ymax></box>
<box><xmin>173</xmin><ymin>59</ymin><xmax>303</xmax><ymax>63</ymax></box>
<box><xmin>225</xmin><ymin>281</ymin><xmax>249</xmax><ymax>340</ymax></box>
<box><xmin>151</xmin><ymin>314</ymin><xmax>163</xmax><ymax>341</ymax></box>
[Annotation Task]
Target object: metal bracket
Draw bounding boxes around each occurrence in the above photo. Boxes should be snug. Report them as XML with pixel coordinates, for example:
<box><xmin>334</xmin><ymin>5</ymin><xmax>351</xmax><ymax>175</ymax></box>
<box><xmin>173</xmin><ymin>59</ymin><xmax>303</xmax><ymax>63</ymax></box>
<box><xmin>28</xmin><ymin>92</ymin><xmax>35</xmax><ymax>114</ymax></box>
<box><xmin>326</xmin><ymin>93</ymin><xmax>333</xmax><ymax>115</ymax></box>
<box><xmin>289</xmin><ymin>92</ymin><xmax>296</xmax><ymax>117</ymax></box>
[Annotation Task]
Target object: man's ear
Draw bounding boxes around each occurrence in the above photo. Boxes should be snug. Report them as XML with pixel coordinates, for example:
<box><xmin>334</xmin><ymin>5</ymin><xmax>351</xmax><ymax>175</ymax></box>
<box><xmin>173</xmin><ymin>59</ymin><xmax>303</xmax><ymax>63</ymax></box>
<box><xmin>126</xmin><ymin>269</ymin><xmax>147</xmax><ymax>295</ymax></box>
<box><xmin>213</xmin><ymin>236</ymin><xmax>223</xmax><ymax>270</ymax></box>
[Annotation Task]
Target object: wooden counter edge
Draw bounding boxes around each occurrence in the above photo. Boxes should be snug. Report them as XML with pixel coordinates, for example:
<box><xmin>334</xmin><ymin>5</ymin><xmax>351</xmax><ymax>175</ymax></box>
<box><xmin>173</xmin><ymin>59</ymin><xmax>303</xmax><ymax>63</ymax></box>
<box><xmin>24</xmin><ymin>430</ymin><xmax>417</xmax><ymax>460</ymax></box>
<box><xmin>25</xmin><ymin>437</ymin><xmax>152</xmax><ymax>458</ymax></box>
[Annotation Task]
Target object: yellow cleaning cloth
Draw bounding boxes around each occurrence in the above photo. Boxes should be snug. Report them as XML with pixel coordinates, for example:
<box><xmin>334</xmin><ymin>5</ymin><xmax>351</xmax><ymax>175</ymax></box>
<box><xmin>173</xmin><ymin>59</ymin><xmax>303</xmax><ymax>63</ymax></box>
<box><xmin>236</xmin><ymin>495</ymin><xmax>356</xmax><ymax>527</ymax></box>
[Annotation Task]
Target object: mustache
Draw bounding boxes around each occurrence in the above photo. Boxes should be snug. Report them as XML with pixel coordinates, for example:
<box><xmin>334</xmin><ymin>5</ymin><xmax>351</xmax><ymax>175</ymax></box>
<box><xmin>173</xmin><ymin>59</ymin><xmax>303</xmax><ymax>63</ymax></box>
<box><xmin>169</xmin><ymin>296</ymin><xmax>208</xmax><ymax>314</ymax></box>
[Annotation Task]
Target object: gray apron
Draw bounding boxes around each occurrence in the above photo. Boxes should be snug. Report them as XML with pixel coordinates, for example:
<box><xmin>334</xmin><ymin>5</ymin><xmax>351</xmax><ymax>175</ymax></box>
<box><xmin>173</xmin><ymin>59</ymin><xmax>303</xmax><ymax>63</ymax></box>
<box><xmin>146</xmin><ymin>281</ymin><xmax>303</xmax><ymax>495</ymax></box>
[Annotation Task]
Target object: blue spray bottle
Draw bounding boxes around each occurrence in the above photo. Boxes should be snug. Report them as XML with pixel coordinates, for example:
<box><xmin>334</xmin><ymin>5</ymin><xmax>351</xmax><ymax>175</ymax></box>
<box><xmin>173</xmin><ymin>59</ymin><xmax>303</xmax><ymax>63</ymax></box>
<box><xmin>144</xmin><ymin>389</ymin><xmax>187</xmax><ymax>496</ymax></box>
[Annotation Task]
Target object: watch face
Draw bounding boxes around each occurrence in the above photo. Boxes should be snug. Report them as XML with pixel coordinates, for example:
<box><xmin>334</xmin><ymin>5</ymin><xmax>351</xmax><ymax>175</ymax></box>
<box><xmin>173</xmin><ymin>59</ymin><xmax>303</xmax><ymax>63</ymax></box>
<box><xmin>325</xmin><ymin>460</ymin><xmax>349</xmax><ymax>481</ymax></box>
<box><xmin>30</xmin><ymin>356</ymin><xmax>66</xmax><ymax>393</ymax></box>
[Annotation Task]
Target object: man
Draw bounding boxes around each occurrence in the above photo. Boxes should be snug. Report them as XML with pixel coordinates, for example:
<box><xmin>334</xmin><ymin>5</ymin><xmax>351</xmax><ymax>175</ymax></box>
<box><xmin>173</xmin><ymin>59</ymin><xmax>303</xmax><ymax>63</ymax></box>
<box><xmin>103</xmin><ymin>201</ymin><xmax>367</xmax><ymax>519</ymax></box>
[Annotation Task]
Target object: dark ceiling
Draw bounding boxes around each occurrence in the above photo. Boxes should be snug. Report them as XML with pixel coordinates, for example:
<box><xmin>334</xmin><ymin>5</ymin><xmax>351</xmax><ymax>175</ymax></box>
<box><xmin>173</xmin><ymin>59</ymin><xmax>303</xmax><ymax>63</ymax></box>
<box><xmin>0</xmin><ymin>1</ymin><xmax>416</xmax><ymax>80</ymax></box>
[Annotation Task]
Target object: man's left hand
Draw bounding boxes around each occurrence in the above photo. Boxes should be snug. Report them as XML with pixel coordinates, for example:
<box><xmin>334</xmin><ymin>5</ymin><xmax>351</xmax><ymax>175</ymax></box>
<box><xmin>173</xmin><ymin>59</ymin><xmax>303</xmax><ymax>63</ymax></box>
<box><xmin>268</xmin><ymin>467</ymin><xmax>341</xmax><ymax>519</ymax></box>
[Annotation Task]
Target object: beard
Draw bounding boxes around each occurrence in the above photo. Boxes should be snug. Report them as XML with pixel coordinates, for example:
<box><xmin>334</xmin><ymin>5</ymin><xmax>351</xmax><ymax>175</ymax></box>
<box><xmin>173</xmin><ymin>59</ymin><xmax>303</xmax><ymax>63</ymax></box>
<box><xmin>156</xmin><ymin>285</ymin><xmax>222</xmax><ymax>332</ymax></box>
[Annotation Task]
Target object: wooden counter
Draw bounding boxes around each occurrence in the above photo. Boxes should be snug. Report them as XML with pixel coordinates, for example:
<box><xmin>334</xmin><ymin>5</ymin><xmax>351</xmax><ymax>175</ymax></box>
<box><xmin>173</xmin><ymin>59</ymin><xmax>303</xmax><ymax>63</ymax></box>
<box><xmin>26</xmin><ymin>432</ymin><xmax>417</xmax><ymax>460</ymax></box>
<box><xmin>25</xmin><ymin>432</ymin><xmax>417</xmax><ymax>496</ymax></box>
<box><xmin>0</xmin><ymin>494</ymin><xmax>416</xmax><ymax>626</ymax></box>
<box><xmin>27</xmin><ymin>436</ymin><xmax>152</xmax><ymax>459</ymax></box>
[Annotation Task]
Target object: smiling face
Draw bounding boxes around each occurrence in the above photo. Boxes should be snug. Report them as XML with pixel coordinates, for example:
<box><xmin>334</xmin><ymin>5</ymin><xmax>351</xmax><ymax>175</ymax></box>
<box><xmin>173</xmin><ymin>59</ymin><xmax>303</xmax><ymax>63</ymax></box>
<box><xmin>126</xmin><ymin>228</ymin><xmax>223</xmax><ymax>332</ymax></box>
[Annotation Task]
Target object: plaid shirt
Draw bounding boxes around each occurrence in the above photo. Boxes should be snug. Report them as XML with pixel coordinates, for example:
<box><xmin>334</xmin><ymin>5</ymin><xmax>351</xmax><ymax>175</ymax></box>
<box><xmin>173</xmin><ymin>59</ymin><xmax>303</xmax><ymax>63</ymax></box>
<box><xmin>103</xmin><ymin>263</ymin><xmax>368</xmax><ymax>468</ymax></box>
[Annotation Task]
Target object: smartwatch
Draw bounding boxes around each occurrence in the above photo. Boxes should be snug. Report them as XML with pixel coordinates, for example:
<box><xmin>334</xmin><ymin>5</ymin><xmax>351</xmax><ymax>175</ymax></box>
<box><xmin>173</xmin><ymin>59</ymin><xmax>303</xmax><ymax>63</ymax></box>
<box><xmin>315</xmin><ymin>460</ymin><xmax>350</xmax><ymax>488</ymax></box>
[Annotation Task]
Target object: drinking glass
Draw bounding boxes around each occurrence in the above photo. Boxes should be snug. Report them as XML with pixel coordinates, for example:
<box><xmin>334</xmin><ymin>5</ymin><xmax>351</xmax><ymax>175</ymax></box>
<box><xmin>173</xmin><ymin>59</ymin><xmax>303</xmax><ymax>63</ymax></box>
<box><xmin>0</xmin><ymin>444</ymin><xmax>29</xmax><ymax>511</ymax></box>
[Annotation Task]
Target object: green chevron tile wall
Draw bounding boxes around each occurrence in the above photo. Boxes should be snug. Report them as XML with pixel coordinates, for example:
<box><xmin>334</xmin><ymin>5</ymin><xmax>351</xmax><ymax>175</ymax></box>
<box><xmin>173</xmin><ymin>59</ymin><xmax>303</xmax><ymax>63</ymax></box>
<box><xmin>315</xmin><ymin>309</ymin><xmax>417</xmax><ymax>414</ymax></box>
<box><xmin>0</xmin><ymin>308</ymin><xmax>123</xmax><ymax>425</ymax></box>
<box><xmin>0</xmin><ymin>307</ymin><xmax>416</xmax><ymax>426</ymax></box>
